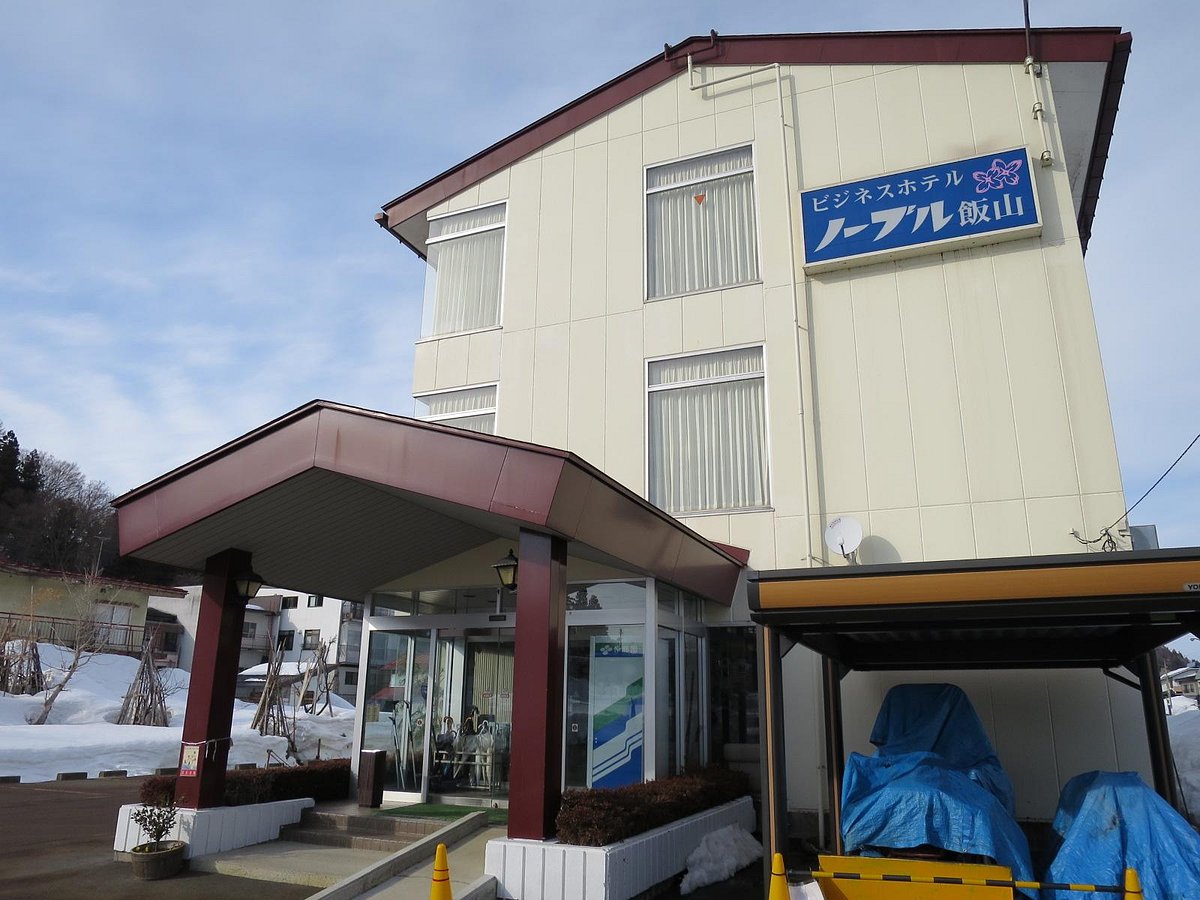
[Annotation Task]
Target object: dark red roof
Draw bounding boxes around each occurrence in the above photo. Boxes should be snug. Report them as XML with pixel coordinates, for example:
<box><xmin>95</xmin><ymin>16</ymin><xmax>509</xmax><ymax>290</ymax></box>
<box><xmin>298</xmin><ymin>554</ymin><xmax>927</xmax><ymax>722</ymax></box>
<box><xmin>378</xmin><ymin>28</ymin><xmax>1130</xmax><ymax>250</ymax></box>
<box><xmin>0</xmin><ymin>557</ymin><xmax>186</xmax><ymax>597</ymax></box>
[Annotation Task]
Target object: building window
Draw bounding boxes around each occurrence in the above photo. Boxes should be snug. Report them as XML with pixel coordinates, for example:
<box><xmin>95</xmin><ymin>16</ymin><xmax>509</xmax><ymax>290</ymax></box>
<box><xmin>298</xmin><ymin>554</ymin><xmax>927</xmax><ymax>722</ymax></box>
<box><xmin>242</xmin><ymin>622</ymin><xmax>257</xmax><ymax>639</ymax></box>
<box><xmin>302</xmin><ymin>629</ymin><xmax>321</xmax><ymax>650</ymax></box>
<box><xmin>344</xmin><ymin>671</ymin><xmax>358</xmax><ymax>687</ymax></box>
<box><xmin>277</xmin><ymin>630</ymin><xmax>294</xmax><ymax>651</ymax></box>
<box><xmin>646</xmin><ymin>146</ymin><xmax>759</xmax><ymax>300</ymax></box>
<box><xmin>162</xmin><ymin>631</ymin><xmax>179</xmax><ymax>652</ymax></box>
<box><xmin>647</xmin><ymin>346</ymin><xmax>769</xmax><ymax>514</ymax></box>
<box><xmin>422</xmin><ymin>202</ymin><xmax>506</xmax><ymax>336</ymax></box>
<box><xmin>281</xmin><ymin>596</ymin><xmax>298</xmax><ymax>609</ymax></box>
<box><xmin>308</xmin><ymin>595</ymin><xmax>323</xmax><ymax>608</ymax></box>
<box><xmin>414</xmin><ymin>384</ymin><xmax>497</xmax><ymax>434</ymax></box>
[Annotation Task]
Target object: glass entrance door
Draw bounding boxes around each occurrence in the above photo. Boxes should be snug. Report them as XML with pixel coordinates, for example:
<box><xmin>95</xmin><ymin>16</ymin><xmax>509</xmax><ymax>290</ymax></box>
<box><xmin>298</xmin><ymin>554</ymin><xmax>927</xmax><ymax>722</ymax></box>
<box><xmin>428</xmin><ymin>627</ymin><xmax>514</xmax><ymax>804</ymax></box>
<box><xmin>361</xmin><ymin>630</ymin><xmax>433</xmax><ymax>797</ymax></box>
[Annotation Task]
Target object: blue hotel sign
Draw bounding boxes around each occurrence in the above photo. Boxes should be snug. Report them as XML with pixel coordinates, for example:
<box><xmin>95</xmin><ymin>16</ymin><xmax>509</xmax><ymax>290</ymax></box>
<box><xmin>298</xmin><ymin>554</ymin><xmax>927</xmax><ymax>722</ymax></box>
<box><xmin>800</xmin><ymin>148</ymin><xmax>1041</xmax><ymax>272</ymax></box>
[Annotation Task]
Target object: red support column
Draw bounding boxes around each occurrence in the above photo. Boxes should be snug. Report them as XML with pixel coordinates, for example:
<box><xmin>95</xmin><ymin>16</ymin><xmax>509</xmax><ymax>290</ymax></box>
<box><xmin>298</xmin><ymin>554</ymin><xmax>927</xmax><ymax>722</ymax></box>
<box><xmin>175</xmin><ymin>548</ymin><xmax>252</xmax><ymax>809</ymax></box>
<box><xmin>507</xmin><ymin>530</ymin><xmax>568</xmax><ymax>840</ymax></box>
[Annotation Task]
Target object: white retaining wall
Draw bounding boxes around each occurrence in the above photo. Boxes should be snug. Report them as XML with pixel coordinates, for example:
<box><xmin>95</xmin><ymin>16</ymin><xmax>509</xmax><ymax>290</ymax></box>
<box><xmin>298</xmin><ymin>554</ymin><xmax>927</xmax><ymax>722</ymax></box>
<box><xmin>114</xmin><ymin>798</ymin><xmax>314</xmax><ymax>859</ymax></box>
<box><xmin>484</xmin><ymin>797</ymin><xmax>755</xmax><ymax>900</ymax></box>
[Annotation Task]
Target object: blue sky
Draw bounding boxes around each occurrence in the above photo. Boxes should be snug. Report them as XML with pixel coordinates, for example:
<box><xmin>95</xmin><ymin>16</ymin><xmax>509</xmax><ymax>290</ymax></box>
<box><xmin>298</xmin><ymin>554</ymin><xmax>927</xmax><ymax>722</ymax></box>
<box><xmin>1</xmin><ymin>2</ymin><xmax>1197</xmax><ymax>552</ymax></box>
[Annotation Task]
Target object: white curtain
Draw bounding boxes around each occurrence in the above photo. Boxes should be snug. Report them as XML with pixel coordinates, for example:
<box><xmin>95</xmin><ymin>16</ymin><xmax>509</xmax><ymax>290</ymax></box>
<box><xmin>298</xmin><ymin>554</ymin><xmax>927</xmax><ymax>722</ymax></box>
<box><xmin>647</xmin><ymin>147</ymin><xmax>759</xmax><ymax>299</ymax></box>
<box><xmin>648</xmin><ymin>348</ymin><xmax>768</xmax><ymax>514</ymax></box>
<box><xmin>416</xmin><ymin>386</ymin><xmax>497</xmax><ymax>434</ymax></box>
<box><xmin>424</xmin><ymin>204</ymin><xmax>505</xmax><ymax>336</ymax></box>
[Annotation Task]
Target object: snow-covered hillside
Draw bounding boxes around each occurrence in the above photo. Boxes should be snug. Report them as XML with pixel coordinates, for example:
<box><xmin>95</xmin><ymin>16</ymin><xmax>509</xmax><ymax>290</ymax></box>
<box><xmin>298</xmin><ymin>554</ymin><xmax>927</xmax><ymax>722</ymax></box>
<box><xmin>0</xmin><ymin>643</ymin><xmax>354</xmax><ymax>782</ymax></box>
<box><xmin>1167</xmin><ymin>695</ymin><xmax>1200</xmax><ymax>817</ymax></box>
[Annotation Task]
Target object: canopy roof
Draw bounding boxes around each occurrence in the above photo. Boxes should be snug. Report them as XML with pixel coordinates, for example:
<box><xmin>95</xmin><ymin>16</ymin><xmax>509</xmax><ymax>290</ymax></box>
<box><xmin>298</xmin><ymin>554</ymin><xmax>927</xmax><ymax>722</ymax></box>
<box><xmin>749</xmin><ymin>549</ymin><xmax>1200</xmax><ymax>670</ymax></box>
<box><xmin>113</xmin><ymin>401</ymin><xmax>745</xmax><ymax>604</ymax></box>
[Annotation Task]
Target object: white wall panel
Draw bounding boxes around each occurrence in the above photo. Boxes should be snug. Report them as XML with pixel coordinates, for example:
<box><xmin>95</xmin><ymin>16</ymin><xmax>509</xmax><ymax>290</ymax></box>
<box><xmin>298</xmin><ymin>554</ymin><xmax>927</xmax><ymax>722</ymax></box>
<box><xmin>711</xmin><ymin>67</ymin><xmax>754</xmax><ymax>112</ymax></box>
<box><xmin>832</xmin><ymin>75</ymin><xmax>883</xmax><ymax>182</ymax></box>
<box><xmin>606</xmin><ymin>134</ymin><xmax>644</xmax><ymax>315</ymax></box>
<box><xmin>1026</xmin><ymin>495</ymin><xmax>1086</xmax><ymax>555</ymax></box>
<box><xmin>497</xmin><ymin>329</ymin><xmax>535</xmax><ymax>441</ymax></box>
<box><xmin>574</xmin><ymin>115</ymin><xmax>608</xmax><ymax>149</ymax></box>
<box><xmin>604</xmin><ymin>310</ymin><xmax>644</xmax><ymax>493</ymax></box>
<box><xmin>945</xmin><ymin>252</ymin><xmax>1024</xmax><ymax>502</ymax></box>
<box><xmin>864</xmin><ymin>507</ymin><xmax>922</xmax><ymax>564</ymax></box>
<box><xmin>721</xmin><ymin>283</ymin><xmax>765</xmax><ymax>347</ymax></box>
<box><xmin>504</xmin><ymin>157</ymin><xmax>543</xmax><ymax>333</ymax></box>
<box><xmin>532</xmin><ymin>323</ymin><xmax>569</xmax><ymax>448</ymax></box>
<box><xmin>728</xmin><ymin>511</ymin><xmax>776</xmax><ymax>571</ymax></box>
<box><xmin>642</xmin><ymin>124</ymin><xmax>679</xmax><ymax>167</ymax></box>
<box><xmin>536</xmin><ymin>153</ymin><xmax>574</xmax><ymax>327</ymax></box>
<box><xmin>643</xmin><ymin>297</ymin><xmax>682</xmax><ymax>359</ymax></box>
<box><xmin>676</xmin><ymin>72</ymin><xmax>712</xmax><ymax>122</ymax></box>
<box><xmin>752</xmin><ymin>101</ymin><xmax>792</xmax><ymax>291</ymax></box>
<box><xmin>571</xmin><ymin>142</ymin><xmax>609</xmax><ymax>321</ymax></box>
<box><xmin>920</xmin><ymin>503</ymin><xmax>976</xmax><ymax>560</ymax></box>
<box><xmin>964</xmin><ymin>65</ymin><xmax>1023</xmax><ymax>153</ymax></box>
<box><xmin>568</xmin><ymin>317</ymin><xmax>607</xmax><ymax>465</ymax></box>
<box><xmin>477</xmin><ymin>170</ymin><xmax>510</xmax><ymax>205</ymax></box>
<box><xmin>678</xmin><ymin>115</ymin><xmax>717</xmax><ymax>158</ymax></box>
<box><xmin>681</xmin><ymin>291</ymin><xmax>722</xmax><ymax>352</ymax></box>
<box><xmin>896</xmin><ymin>259</ymin><xmax>970</xmax><ymax>507</ymax></box>
<box><xmin>876</xmin><ymin>67</ymin><xmax>928</xmax><ymax>172</ymax></box>
<box><xmin>916</xmin><ymin>65</ymin><xmax>975</xmax><ymax>162</ymax></box>
<box><xmin>642</xmin><ymin>81</ymin><xmax>679</xmax><ymax>132</ymax></box>
<box><xmin>992</xmin><ymin>244</ymin><xmax>1081</xmax><ymax>499</ymax></box>
<box><xmin>852</xmin><ymin>269</ymin><xmax>919</xmax><ymax>510</ymax></box>
<box><xmin>793</xmin><ymin>87</ymin><xmax>840</xmax><ymax>190</ymax></box>
<box><xmin>434</xmin><ymin>334</ymin><xmax>469</xmax><ymax>388</ymax></box>
<box><xmin>412</xmin><ymin>341</ymin><xmax>438</xmax><ymax>395</ymax></box>
<box><xmin>446</xmin><ymin>185</ymin><xmax>480</xmax><ymax>212</ymax></box>
<box><xmin>989</xmin><ymin>671</ymin><xmax>1060</xmax><ymax>818</ymax></box>
<box><xmin>716</xmin><ymin>106</ymin><xmax>756</xmax><ymax>150</ymax></box>
<box><xmin>1046</xmin><ymin>670</ymin><xmax>1120</xmax><ymax>783</ymax></box>
<box><xmin>466</xmin><ymin>328</ymin><xmax>502</xmax><ymax>385</ymax></box>
<box><xmin>809</xmin><ymin>275</ymin><xmax>869</xmax><ymax>514</ymax></box>
<box><xmin>971</xmin><ymin>499</ymin><xmax>1031</xmax><ymax>558</ymax></box>
<box><xmin>607</xmin><ymin>97</ymin><xmax>642</xmax><ymax>139</ymax></box>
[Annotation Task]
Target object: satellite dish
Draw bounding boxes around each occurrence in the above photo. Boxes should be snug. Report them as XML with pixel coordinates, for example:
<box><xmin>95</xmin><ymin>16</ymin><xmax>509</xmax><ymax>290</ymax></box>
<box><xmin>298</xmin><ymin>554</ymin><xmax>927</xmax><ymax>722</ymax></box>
<box><xmin>824</xmin><ymin>516</ymin><xmax>863</xmax><ymax>563</ymax></box>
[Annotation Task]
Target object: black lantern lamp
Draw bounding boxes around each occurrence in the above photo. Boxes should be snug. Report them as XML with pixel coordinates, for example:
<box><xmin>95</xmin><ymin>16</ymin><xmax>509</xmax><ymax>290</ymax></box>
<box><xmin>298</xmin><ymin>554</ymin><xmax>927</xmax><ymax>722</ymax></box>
<box><xmin>234</xmin><ymin>570</ymin><xmax>264</xmax><ymax>601</ymax></box>
<box><xmin>492</xmin><ymin>549</ymin><xmax>519</xmax><ymax>592</ymax></box>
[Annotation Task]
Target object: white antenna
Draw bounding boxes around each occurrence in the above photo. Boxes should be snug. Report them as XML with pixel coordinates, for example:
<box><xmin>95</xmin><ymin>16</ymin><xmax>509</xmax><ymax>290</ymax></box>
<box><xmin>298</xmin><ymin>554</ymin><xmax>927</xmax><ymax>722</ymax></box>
<box><xmin>824</xmin><ymin>516</ymin><xmax>863</xmax><ymax>564</ymax></box>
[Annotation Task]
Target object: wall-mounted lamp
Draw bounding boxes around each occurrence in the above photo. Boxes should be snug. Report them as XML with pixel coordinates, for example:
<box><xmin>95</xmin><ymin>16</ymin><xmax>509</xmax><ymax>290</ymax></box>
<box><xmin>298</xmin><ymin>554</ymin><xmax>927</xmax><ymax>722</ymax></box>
<box><xmin>234</xmin><ymin>570</ymin><xmax>264</xmax><ymax>601</ymax></box>
<box><xmin>492</xmin><ymin>549</ymin><xmax>518</xmax><ymax>592</ymax></box>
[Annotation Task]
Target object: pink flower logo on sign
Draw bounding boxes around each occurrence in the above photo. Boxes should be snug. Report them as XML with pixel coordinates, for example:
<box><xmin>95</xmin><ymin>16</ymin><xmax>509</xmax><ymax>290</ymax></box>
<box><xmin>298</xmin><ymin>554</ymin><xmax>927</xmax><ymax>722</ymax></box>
<box><xmin>972</xmin><ymin>158</ymin><xmax>1023</xmax><ymax>193</ymax></box>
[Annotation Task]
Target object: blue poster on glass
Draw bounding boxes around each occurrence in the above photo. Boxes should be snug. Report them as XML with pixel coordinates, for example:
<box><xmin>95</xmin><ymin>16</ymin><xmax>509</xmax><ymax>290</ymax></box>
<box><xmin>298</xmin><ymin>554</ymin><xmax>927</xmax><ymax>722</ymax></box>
<box><xmin>588</xmin><ymin>638</ymin><xmax>644</xmax><ymax>788</ymax></box>
<box><xmin>800</xmin><ymin>147</ymin><xmax>1041</xmax><ymax>272</ymax></box>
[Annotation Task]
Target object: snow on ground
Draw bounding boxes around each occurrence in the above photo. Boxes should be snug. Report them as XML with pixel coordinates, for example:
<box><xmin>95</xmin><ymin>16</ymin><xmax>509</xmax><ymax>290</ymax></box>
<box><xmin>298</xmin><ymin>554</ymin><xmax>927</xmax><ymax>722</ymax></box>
<box><xmin>0</xmin><ymin>643</ymin><xmax>354</xmax><ymax>782</ymax></box>
<box><xmin>1167</xmin><ymin>695</ymin><xmax>1200</xmax><ymax>817</ymax></box>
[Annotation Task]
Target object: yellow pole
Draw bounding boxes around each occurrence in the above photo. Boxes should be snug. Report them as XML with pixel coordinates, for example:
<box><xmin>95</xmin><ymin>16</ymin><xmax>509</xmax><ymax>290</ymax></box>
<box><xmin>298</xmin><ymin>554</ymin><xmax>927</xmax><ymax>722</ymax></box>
<box><xmin>430</xmin><ymin>842</ymin><xmax>452</xmax><ymax>900</ymax></box>
<box><xmin>768</xmin><ymin>852</ymin><xmax>789</xmax><ymax>900</ymax></box>
<box><xmin>1124</xmin><ymin>867</ymin><xmax>1142</xmax><ymax>899</ymax></box>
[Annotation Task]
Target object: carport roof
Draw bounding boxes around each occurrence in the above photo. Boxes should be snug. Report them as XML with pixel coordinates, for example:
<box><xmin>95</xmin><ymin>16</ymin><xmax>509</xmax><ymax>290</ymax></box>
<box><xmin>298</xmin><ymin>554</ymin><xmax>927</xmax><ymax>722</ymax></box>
<box><xmin>113</xmin><ymin>400</ymin><xmax>746</xmax><ymax>604</ymax></box>
<box><xmin>749</xmin><ymin>549</ymin><xmax>1200</xmax><ymax>670</ymax></box>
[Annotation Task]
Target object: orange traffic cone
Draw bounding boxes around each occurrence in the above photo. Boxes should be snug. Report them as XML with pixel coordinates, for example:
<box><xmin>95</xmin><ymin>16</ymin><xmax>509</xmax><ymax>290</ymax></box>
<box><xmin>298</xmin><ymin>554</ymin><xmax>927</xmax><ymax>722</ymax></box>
<box><xmin>430</xmin><ymin>842</ymin><xmax>452</xmax><ymax>900</ymax></box>
<box><xmin>768</xmin><ymin>852</ymin><xmax>789</xmax><ymax>900</ymax></box>
<box><xmin>1124</xmin><ymin>867</ymin><xmax>1142</xmax><ymax>898</ymax></box>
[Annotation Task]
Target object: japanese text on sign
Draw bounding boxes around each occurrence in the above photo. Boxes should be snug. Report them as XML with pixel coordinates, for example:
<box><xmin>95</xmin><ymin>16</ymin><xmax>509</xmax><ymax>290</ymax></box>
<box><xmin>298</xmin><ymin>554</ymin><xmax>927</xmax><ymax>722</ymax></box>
<box><xmin>801</xmin><ymin>148</ymin><xmax>1040</xmax><ymax>271</ymax></box>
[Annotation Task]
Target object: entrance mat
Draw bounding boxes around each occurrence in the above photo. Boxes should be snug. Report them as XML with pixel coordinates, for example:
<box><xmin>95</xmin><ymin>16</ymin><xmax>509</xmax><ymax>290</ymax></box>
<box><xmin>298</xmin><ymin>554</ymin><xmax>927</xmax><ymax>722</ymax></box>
<box><xmin>376</xmin><ymin>803</ymin><xmax>508</xmax><ymax>827</ymax></box>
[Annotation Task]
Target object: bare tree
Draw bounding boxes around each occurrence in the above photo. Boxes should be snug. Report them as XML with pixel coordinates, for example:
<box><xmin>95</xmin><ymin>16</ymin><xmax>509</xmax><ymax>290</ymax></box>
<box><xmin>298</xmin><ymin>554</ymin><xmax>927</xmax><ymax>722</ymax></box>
<box><xmin>118</xmin><ymin>634</ymin><xmax>171</xmax><ymax>726</ymax></box>
<box><xmin>30</xmin><ymin>562</ymin><xmax>122</xmax><ymax>725</ymax></box>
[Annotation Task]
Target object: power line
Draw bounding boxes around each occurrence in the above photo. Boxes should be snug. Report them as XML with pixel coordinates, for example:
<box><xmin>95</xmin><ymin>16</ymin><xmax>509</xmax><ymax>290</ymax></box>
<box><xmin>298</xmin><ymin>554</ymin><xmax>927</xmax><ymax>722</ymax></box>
<box><xmin>1108</xmin><ymin>430</ymin><xmax>1200</xmax><ymax>532</ymax></box>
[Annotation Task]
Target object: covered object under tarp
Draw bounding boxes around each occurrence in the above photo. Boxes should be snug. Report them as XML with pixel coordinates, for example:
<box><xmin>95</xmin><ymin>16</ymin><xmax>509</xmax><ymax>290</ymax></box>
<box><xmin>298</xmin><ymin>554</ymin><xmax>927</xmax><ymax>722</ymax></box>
<box><xmin>748</xmin><ymin>549</ymin><xmax>1200</xmax><ymax>869</ymax></box>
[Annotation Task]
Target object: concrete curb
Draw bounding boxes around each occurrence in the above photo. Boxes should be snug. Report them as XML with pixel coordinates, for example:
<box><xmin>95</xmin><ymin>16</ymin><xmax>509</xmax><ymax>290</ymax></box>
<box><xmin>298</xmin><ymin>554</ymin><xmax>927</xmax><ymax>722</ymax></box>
<box><xmin>460</xmin><ymin>874</ymin><xmax>499</xmax><ymax>899</ymax></box>
<box><xmin>308</xmin><ymin>811</ymin><xmax>489</xmax><ymax>900</ymax></box>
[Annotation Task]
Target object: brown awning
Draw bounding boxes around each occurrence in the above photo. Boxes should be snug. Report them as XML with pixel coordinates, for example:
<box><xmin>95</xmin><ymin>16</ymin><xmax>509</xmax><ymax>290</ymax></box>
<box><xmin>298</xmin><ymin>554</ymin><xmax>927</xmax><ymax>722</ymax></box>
<box><xmin>113</xmin><ymin>400</ymin><xmax>745</xmax><ymax>603</ymax></box>
<box><xmin>749</xmin><ymin>550</ymin><xmax>1200</xmax><ymax>670</ymax></box>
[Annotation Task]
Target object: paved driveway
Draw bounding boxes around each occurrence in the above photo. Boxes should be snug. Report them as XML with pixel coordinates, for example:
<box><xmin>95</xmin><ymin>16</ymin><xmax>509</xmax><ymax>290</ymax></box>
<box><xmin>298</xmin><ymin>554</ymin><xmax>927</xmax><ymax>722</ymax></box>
<box><xmin>0</xmin><ymin>777</ymin><xmax>313</xmax><ymax>899</ymax></box>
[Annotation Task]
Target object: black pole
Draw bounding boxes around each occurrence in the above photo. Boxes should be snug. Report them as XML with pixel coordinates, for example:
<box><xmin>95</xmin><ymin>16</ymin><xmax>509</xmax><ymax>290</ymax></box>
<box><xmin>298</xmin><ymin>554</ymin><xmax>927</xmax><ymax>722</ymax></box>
<box><xmin>758</xmin><ymin>626</ymin><xmax>788</xmax><ymax>895</ymax></box>
<box><xmin>821</xmin><ymin>655</ymin><xmax>846</xmax><ymax>854</ymax></box>
<box><xmin>1135</xmin><ymin>651</ymin><xmax>1180</xmax><ymax>810</ymax></box>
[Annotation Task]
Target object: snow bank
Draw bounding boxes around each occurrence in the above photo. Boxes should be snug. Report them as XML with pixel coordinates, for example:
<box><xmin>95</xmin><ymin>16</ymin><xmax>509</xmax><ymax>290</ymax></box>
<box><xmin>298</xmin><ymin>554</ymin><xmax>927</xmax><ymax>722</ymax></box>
<box><xmin>679</xmin><ymin>824</ymin><xmax>763</xmax><ymax>895</ymax></box>
<box><xmin>0</xmin><ymin>643</ymin><xmax>354</xmax><ymax>782</ymax></box>
<box><xmin>1168</xmin><ymin>695</ymin><xmax>1200</xmax><ymax>818</ymax></box>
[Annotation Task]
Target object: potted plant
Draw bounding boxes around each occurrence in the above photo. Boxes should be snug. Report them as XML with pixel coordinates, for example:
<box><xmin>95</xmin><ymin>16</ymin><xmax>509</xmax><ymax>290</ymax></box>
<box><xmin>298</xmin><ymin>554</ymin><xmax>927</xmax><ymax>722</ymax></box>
<box><xmin>129</xmin><ymin>798</ymin><xmax>187</xmax><ymax>880</ymax></box>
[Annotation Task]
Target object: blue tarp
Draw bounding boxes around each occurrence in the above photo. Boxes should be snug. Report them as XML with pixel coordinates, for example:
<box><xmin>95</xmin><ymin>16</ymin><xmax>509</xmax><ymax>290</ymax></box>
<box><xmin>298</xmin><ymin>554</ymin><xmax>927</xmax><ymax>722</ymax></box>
<box><xmin>1043</xmin><ymin>771</ymin><xmax>1200</xmax><ymax>900</ymax></box>
<box><xmin>841</xmin><ymin>684</ymin><xmax>1034</xmax><ymax>895</ymax></box>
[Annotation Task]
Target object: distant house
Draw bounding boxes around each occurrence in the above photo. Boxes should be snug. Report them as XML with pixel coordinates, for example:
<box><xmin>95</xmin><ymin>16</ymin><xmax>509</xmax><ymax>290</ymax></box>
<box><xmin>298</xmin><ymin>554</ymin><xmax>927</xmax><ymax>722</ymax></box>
<box><xmin>0</xmin><ymin>558</ymin><xmax>185</xmax><ymax>657</ymax></box>
<box><xmin>150</xmin><ymin>585</ymin><xmax>361</xmax><ymax>699</ymax></box>
<box><xmin>1164</xmin><ymin>665</ymin><xmax>1200</xmax><ymax>697</ymax></box>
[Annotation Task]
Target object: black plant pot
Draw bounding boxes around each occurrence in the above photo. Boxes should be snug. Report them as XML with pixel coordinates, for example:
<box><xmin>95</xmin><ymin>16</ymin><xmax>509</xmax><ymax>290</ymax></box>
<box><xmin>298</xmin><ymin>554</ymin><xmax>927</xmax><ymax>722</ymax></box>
<box><xmin>130</xmin><ymin>840</ymin><xmax>187</xmax><ymax>880</ymax></box>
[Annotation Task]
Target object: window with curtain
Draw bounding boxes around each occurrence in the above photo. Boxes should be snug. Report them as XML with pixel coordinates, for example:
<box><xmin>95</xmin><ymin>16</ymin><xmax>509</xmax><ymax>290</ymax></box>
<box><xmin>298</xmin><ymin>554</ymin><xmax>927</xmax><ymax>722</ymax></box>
<box><xmin>646</xmin><ymin>146</ymin><xmax>759</xmax><ymax>300</ymax></box>
<box><xmin>422</xmin><ymin>203</ymin><xmax>506</xmax><ymax>336</ymax></box>
<box><xmin>414</xmin><ymin>384</ymin><xmax>497</xmax><ymax>434</ymax></box>
<box><xmin>647</xmin><ymin>346</ymin><xmax>769</xmax><ymax>514</ymax></box>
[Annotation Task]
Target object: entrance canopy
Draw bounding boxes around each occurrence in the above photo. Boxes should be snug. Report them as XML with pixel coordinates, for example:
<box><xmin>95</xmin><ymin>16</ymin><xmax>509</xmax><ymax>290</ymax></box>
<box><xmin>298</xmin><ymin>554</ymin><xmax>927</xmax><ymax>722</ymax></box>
<box><xmin>113</xmin><ymin>400</ymin><xmax>745</xmax><ymax>604</ymax></box>
<box><xmin>749</xmin><ymin>549</ymin><xmax>1200</xmax><ymax>670</ymax></box>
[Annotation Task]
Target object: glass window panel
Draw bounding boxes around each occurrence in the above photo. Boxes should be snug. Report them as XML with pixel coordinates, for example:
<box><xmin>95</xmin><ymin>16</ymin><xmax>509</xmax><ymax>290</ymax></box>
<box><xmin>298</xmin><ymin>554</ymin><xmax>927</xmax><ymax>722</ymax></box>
<box><xmin>657</xmin><ymin>629</ymin><xmax>679</xmax><ymax>777</ymax></box>
<box><xmin>427</xmin><ymin>203</ymin><xmax>505</xmax><ymax>241</ymax></box>
<box><xmin>683</xmin><ymin>633</ymin><xmax>702</xmax><ymax>770</ymax></box>
<box><xmin>657</xmin><ymin>583</ymin><xmax>680</xmax><ymax>616</ymax></box>
<box><xmin>566</xmin><ymin>581</ymin><xmax>645</xmax><ymax>612</ymax></box>
<box><xmin>646</xmin><ymin>148</ymin><xmax>758</xmax><ymax>299</ymax></box>
<box><xmin>565</xmin><ymin>625</ymin><xmax>645</xmax><ymax>789</ymax></box>
<box><xmin>422</xmin><ymin>207</ymin><xmax>505</xmax><ymax>337</ymax></box>
<box><xmin>415</xmin><ymin>386</ymin><xmax>497</xmax><ymax>417</ymax></box>
<box><xmin>706</xmin><ymin>627</ymin><xmax>759</xmax><ymax>764</ymax></box>
<box><xmin>361</xmin><ymin>630</ymin><xmax>432</xmax><ymax>792</ymax></box>
<box><xmin>648</xmin><ymin>352</ymin><xmax>769</xmax><ymax>513</ymax></box>
<box><xmin>648</xmin><ymin>346</ymin><xmax>763</xmax><ymax>386</ymax></box>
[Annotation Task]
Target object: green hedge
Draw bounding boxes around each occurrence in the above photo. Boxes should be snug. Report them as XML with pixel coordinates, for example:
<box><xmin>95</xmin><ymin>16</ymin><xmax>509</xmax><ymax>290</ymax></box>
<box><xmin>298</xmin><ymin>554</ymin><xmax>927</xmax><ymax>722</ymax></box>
<box><xmin>140</xmin><ymin>758</ymin><xmax>351</xmax><ymax>807</ymax></box>
<box><xmin>555</xmin><ymin>766</ymin><xmax>750</xmax><ymax>846</ymax></box>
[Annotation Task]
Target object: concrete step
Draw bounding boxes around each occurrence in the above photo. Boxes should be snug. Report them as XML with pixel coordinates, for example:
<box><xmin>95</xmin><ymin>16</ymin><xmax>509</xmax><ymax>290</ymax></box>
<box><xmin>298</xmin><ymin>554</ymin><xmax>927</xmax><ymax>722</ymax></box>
<box><xmin>189</xmin><ymin>840</ymin><xmax>388</xmax><ymax>889</ymax></box>
<box><xmin>278</xmin><ymin>825</ymin><xmax>413</xmax><ymax>853</ymax></box>
<box><xmin>299</xmin><ymin>809</ymin><xmax>445</xmax><ymax>839</ymax></box>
